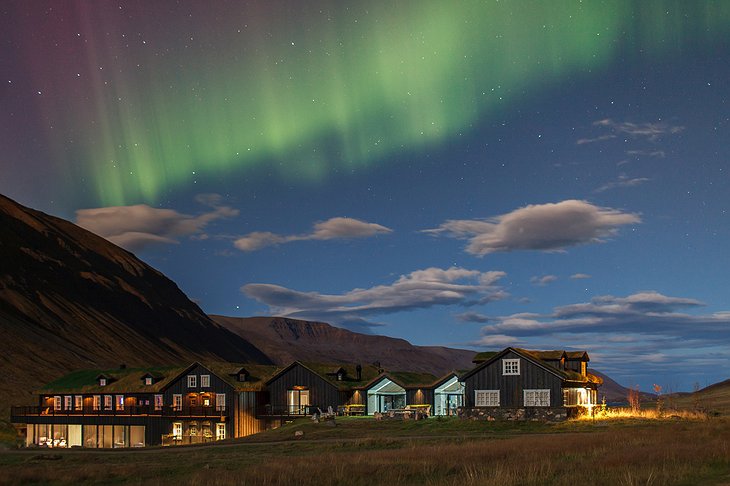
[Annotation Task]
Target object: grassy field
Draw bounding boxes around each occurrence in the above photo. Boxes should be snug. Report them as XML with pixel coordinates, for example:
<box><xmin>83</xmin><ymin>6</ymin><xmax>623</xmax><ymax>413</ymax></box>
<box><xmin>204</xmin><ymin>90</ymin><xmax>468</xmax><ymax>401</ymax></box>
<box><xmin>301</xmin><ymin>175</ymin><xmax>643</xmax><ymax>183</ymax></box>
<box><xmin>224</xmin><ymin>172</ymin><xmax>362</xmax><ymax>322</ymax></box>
<box><xmin>1</xmin><ymin>414</ymin><xmax>729</xmax><ymax>485</ymax></box>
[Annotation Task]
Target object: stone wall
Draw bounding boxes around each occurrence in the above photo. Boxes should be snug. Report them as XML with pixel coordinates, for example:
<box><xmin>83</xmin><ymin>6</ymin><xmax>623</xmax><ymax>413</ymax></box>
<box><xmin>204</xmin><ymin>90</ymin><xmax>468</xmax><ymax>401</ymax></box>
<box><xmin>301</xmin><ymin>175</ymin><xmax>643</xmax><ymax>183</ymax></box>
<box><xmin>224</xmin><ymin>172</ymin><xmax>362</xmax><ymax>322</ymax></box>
<box><xmin>457</xmin><ymin>407</ymin><xmax>568</xmax><ymax>422</ymax></box>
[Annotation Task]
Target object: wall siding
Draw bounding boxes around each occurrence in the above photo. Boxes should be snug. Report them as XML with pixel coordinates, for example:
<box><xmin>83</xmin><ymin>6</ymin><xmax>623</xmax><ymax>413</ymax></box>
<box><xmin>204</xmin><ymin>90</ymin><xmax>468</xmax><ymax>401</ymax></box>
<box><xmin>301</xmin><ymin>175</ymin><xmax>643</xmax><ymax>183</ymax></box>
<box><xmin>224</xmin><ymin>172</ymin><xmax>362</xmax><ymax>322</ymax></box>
<box><xmin>463</xmin><ymin>350</ymin><xmax>564</xmax><ymax>408</ymax></box>
<box><xmin>234</xmin><ymin>391</ymin><xmax>267</xmax><ymax>437</ymax></box>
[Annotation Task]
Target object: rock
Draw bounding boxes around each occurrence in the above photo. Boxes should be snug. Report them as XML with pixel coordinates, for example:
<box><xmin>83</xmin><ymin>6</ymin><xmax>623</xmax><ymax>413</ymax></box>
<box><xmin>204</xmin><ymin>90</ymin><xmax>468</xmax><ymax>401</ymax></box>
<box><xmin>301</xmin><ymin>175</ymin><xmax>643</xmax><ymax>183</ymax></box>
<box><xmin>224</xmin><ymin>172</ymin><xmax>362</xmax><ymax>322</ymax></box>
<box><xmin>294</xmin><ymin>430</ymin><xmax>304</xmax><ymax>438</ymax></box>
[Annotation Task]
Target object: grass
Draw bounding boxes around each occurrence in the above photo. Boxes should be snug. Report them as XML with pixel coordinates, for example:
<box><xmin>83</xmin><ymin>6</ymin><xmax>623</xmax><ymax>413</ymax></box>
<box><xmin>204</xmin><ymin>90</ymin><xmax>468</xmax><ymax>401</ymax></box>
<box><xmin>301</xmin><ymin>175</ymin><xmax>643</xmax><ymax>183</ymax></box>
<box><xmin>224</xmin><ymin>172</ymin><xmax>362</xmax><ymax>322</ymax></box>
<box><xmin>1</xmin><ymin>415</ymin><xmax>729</xmax><ymax>485</ymax></box>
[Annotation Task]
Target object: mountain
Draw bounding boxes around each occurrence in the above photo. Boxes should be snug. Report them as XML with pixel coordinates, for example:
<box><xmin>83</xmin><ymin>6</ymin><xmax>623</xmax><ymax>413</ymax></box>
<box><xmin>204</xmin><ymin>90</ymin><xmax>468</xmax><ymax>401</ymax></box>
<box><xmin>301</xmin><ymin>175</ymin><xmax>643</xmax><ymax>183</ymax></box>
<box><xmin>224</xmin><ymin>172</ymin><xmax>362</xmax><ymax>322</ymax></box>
<box><xmin>212</xmin><ymin>315</ymin><xmax>476</xmax><ymax>376</ymax></box>
<box><xmin>0</xmin><ymin>194</ymin><xmax>271</xmax><ymax>422</ymax></box>
<box><xmin>590</xmin><ymin>370</ymin><xmax>655</xmax><ymax>403</ymax></box>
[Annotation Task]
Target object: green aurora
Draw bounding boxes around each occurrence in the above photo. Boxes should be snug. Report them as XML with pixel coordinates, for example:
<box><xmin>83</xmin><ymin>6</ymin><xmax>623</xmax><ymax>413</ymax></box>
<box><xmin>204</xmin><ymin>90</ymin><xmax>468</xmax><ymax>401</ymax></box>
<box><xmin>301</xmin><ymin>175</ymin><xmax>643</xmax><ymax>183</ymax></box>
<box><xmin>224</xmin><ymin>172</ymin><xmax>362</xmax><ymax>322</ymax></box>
<box><xmin>26</xmin><ymin>1</ymin><xmax>730</xmax><ymax>205</ymax></box>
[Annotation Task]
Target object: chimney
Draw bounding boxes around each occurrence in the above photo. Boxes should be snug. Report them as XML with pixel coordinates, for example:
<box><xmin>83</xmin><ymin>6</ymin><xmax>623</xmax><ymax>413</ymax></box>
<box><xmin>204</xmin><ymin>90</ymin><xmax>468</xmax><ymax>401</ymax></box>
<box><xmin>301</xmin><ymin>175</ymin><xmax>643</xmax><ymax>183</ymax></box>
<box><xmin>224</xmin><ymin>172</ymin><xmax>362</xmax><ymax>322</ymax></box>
<box><xmin>356</xmin><ymin>364</ymin><xmax>362</xmax><ymax>381</ymax></box>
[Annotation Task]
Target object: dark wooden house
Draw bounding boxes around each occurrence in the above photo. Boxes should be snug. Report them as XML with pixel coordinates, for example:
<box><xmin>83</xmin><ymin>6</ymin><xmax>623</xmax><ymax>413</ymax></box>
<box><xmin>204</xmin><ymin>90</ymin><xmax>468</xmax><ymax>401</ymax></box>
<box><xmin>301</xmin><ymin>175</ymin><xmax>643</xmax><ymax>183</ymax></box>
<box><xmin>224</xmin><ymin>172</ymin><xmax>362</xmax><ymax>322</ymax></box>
<box><xmin>264</xmin><ymin>361</ymin><xmax>380</xmax><ymax>417</ymax></box>
<box><xmin>459</xmin><ymin>347</ymin><xmax>601</xmax><ymax>419</ymax></box>
<box><xmin>11</xmin><ymin>361</ymin><xmax>280</xmax><ymax>448</ymax></box>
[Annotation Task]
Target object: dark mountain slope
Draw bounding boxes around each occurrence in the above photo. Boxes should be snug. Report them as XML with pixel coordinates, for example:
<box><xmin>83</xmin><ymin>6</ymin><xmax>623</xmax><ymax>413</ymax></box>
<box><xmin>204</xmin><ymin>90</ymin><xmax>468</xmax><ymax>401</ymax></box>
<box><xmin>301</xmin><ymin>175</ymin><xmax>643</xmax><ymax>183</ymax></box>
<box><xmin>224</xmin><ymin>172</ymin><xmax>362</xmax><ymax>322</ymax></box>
<box><xmin>0</xmin><ymin>194</ymin><xmax>270</xmax><ymax>419</ymax></box>
<box><xmin>212</xmin><ymin>315</ymin><xmax>476</xmax><ymax>376</ymax></box>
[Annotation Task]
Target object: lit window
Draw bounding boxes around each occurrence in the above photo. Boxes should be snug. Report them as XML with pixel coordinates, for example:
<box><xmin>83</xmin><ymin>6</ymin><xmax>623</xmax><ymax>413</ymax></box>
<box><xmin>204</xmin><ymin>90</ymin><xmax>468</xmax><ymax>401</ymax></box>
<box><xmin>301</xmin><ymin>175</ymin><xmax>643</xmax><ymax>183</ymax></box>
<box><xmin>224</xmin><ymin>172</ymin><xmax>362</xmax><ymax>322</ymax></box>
<box><xmin>216</xmin><ymin>423</ymin><xmax>226</xmax><ymax>440</ymax></box>
<box><xmin>93</xmin><ymin>395</ymin><xmax>101</xmax><ymax>411</ymax></box>
<box><xmin>215</xmin><ymin>393</ymin><xmax>226</xmax><ymax>412</ymax></box>
<box><xmin>104</xmin><ymin>395</ymin><xmax>113</xmax><ymax>410</ymax></box>
<box><xmin>475</xmin><ymin>390</ymin><xmax>500</xmax><ymax>407</ymax></box>
<box><xmin>154</xmin><ymin>394</ymin><xmax>163</xmax><ymax>411</ymax></box>
<box><xmin>99</xmin><ymin>378</ymin><xmax>107</xmax><ymax>386</ymax></box>
<box><xmin>502</xmin><ymin>359</ymin><xmax>520</xmax><ymax>375</ymax></box>
<box><xmin>54</xmin><ymin>396</ymin><xmax>62</xmax><ymax>411</ymax></box>
<box><xmin>524</xmin><ymin>389</ymin><xmax>550</xmax><ymax>407</ymax></box>
<box><xmin>173</xmin><ymin>394</ymin><xmax>182</xmax><ymax>411</ymax></box>
<box><xmin>172</xmin><ymin>422</ymin><xmax>182</xmax><ymax>440</ymax></box>
<box><xmin>145</xmin><ymin>377</ymin><xmax>153</xmax><ymax>386</ymax></box>
<box><xmin>200</xmin><ymin>375</ymin><xmax>210</xmax><ymax>388</ymax></box>
<box><xmin>115</xmin><ymin>395</ymin><xmax>125</xmax><ymax>411</ymax></box>
<box><xmin>64</xmin><ymin>395</ymin><xmax>73</xmax><ymax>410</ymax></box>
<box><xmin>74</xmin><ymin>395</ymin><xmax>83</xmax><ymax>411</ymax></box>
<box><xmin>187</xmin><ymin>375</ymin><xmax>197</xmax><ymax>388</ymax></box>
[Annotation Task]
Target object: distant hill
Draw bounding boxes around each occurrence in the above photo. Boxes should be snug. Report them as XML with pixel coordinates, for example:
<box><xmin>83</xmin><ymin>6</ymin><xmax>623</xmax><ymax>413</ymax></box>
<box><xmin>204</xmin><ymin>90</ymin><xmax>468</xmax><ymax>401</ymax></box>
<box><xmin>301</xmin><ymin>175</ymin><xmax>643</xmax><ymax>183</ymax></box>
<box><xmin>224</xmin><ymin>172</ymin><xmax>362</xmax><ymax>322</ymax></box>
<box><xmin>0</xmin><ymin>194</ymin><xmax>271</xmax><ymax>425</ymax></box>
<box><xmin>212</xmin><ymin>315</ymin><xmax>476</xmax><ymax>376</ymax></box>
<box><xmin>664</xmin><ymin>379</ymin><xmax>730</xmax><ymax>415</ymax></box>
<box><xmin>590</xmin><ymin>370</ymin><xmax>655</xmax><ymax>403</ymax></box>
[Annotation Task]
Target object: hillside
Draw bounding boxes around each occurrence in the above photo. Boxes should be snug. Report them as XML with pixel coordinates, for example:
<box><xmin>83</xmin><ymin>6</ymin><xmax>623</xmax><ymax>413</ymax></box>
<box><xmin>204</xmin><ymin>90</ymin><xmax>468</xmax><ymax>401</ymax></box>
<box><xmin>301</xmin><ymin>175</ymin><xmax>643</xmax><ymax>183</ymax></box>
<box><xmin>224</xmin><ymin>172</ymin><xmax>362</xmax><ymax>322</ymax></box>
<box><xmin>212</xmin><ymin>315</ymin><xmax>476</xmax><ymax>376</ymax></box>
<box><xmin>0</xmin><ymin>194</ymin><xmax>271</xmax><ymax>424</ymax></box>
<box><xmin>590</xmin><ymin>370</ymin><xmax>656</xmax><ymax>403</ymax></box>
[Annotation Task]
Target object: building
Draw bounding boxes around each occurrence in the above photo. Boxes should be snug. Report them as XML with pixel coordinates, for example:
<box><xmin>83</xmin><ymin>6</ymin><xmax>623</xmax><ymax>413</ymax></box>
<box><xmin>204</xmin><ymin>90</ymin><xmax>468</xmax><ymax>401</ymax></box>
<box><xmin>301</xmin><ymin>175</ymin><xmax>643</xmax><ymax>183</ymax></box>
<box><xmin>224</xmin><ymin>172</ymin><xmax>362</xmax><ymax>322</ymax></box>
<box><xmin>10</xmin><ymin>362</ymin><xmax>281</xmax><ymax>448</ymax></box>
<box><xmin>459</xmin><ymin>347</ymin><xmax>602</xmax><ymax>420</ymax></box>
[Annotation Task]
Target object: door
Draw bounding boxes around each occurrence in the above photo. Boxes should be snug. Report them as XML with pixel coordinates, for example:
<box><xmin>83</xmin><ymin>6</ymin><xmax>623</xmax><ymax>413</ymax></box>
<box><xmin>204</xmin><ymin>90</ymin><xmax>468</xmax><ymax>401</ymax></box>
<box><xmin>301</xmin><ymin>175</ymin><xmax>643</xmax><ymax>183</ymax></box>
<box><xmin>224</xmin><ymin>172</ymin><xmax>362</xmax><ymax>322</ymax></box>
<box><xmin>216</xmin><ymin>423</ymin><xmax>226</xmax><ymax>441</ymax></box>
<box><xmin>287</xmin><ymin>389</ymin><xmax>310</xmax><ymax>414</ymax></box>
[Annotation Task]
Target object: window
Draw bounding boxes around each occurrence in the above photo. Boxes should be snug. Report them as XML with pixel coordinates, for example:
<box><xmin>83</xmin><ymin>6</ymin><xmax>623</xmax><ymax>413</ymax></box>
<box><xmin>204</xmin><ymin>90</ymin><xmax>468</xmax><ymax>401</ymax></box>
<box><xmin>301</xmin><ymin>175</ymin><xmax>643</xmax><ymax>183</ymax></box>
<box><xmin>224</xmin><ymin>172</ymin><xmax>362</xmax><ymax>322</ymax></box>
<box><xmin>502</xmin><ymin>359</ymin><xmax>520</xmax><ymax>375</ymax></box>
<box><xmin>200</xmin><ymin>375</ymin><xmax>210</xmax><ymax>387</ymax></box>
<box><xmin>187</xmin><ymin>375</ymin><xmax>197</xmax><ymax>388</ymax></box>
<box><xmin>475</xmin><ymin>390</ymin><xmax>500</xmax><ymax>407</ymax></box>
<box><xmin>190</xmin><ymin>397</ymin><xmax>197</xmax><ymax>407</ymax></box>
<box><xmin>54</xmin><ymin>396</ymin><xmax>62</xmax><ymax>411</ymax></box>
<box><xmin>74</xmin><ymin>395</ymin><xmax>83</xmax><ymax>411</ymax></box>
<box><xmin>215</xmin><ymin>393</ymin><xmax>226</xmax><ymax>412</ymax></box>
<box><xmin>93</xmin><ymin>395</ymin><xmax>101</xmax><ymax>411</ymax></box>
<box><xmin>173</xmin><ymin>394</ymin><xmax>182</xmax><ymax>411</ymax></box>
<box><xmin>238</xmin><ymin>372</ymin><xmax>247</xmax><ymax>382</ymax></box>
<box><xmin>172</xmin><ymin>422</ymin><xmax>182</xmax><ymax>440</ymax></box>
<box><xmin>216</xmin><ymin>423</ymin><xmax>226</xmax><ymax>441</ymax></box>
<box><xmin>104</xmin><ymin>395</ymin><xmax>113</xmax><ymax>411</ymax></box>
<box><xmin>99</xmin><ymin>377</ymin><xmax>107</xmax><ymax>386</ymax></box>
<box><xmin>115</xmin><ymin>395</ymin><xmax>124</xmax><ymax>411</ymax></box>
<box><xmin>144</xmin><ymin>377</ymin><xmax>153</xmax><ymax>386</ymax></box>
<box><xmin>524</xmin><ymin>389</ymin><xmax>550</xmax><ymax>407</ymax></box>
<box><xmin>64</xmin><ymin>395</ymin><xmax>73</xmax><ymax>410</ymax></box>
<box><xmin>154</xmin><ymin>394</ymin><xmax>163</xmax><ymax>411</ymax></box>
<box><xmin>287</xmin><ymin>389</ymin><xmax>310</xmax><ymax>414</ymax></box>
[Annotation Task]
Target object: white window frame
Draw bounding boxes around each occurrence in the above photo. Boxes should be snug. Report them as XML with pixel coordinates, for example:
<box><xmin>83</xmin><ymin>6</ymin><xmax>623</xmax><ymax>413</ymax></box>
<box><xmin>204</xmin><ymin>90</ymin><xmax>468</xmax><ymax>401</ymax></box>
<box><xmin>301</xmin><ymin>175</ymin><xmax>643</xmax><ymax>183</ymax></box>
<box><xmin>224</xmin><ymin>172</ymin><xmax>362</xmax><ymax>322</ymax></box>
<box><xmin>99</xmin><ymin>377</ymin><xmax>107</xmax><ymax>386</ymax></box>
<box><xmin>502</xmin><ymin>359</ymin><xmax>520</xmax><ymax>375</ymax></box>
<box><xmin>74</xmin><ymin>395</ymin><xmax>83</xmax><ymax>411</ymax></box>
<box><xmin>115</xmin><ymin>395</ymin><xmax>125</xmax><ymax>411</ymax></box>
<box><xmin>173</xmin><ymin>394</ymin><xmax>183</xmax><ymax>411</ymax></box>
<box><xmin>524</xmin><ymin>389</ymin><xmax>550</xmax><ymax>407</ymax></box>
<box><xmin>187</xmin><ymin>375</ymin><xmax>197</xmax><ymax>388</ymax></box>
<box><xmin>200</xmin><ymin>375</ymin><xmax>210</xmax><ymax>388</ymax></box>
<box><xmin>215</xmin><ymin>393</ymin><xmax>226</xmax><ymax>411</ymax></box>
<box><xmin>53</xmin><ymin>396</ymin><xmax>62</xmax><ymax>411</ymax></box>
<box><xmin>216</xmin><ymin>423</ymin><xmax>226</xmax><ymax>440</ymax></box>
<box><xmin>154</xmin><ymin>394</ymin><xmax>163</xmax><ymax>411</ymax></box>
<box><xmin>474</xmin><ymin>390</ymin><xmax>500</xmax><ymax>407</ymax></box>
<box><xmin>144</xmin><ymin>377</ymin><xmax>153</xmax><ymax>386</ymax></box>
<box><xmin>64</xmin><ymin>395</ymin><xmax>73</xmax><ymax>410</ymax></box>
<box><xmin>93</xmin><ymin>395</ymin><xmax>101</xmax><ymax>411</ymax></box>
<box><xmin>104</xmin><ymin>395</ymin><xmax>113</xmax><ymax>411</ymax></box>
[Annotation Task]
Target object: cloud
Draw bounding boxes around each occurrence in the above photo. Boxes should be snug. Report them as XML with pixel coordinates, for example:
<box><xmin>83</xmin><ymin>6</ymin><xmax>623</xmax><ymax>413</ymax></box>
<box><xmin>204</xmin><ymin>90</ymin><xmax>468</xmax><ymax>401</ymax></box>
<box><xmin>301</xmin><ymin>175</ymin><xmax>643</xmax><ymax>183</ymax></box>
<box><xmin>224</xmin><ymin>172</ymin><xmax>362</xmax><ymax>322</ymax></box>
<box><xmin>576</xmin><ymin>134</ymin><xmax>617</xmax><ymax>145</ymax></box>
<box><xmin>474</xmin><ymin>291</ymin><xmax>730</xmax><ymax>389</ymax></box>
<box><xmin>234</xmin><ymin>217</ymin><xmax>392</xmax><ymax>252</ymax></box>
<box><xmin>76</xmin><ymin>195</ymin><xmax>239</xmax><ymax>251</ymax></box>
<box><xmin>530</xmin><ymin>275</ymin><xmax>558</xmax><ymax>286</ymax></box>
<box><xmin>242</xmin><ymin>267</ymin><xmax>507</xmax><ymax>329</ymax></box>
<box><xmin>570</xmin><ymin>273</ymin><xmax>591</xmax><ymax>280</ymax></box>
<box><xmin>425</xmin><ymin>200</ymin><xmax>640</xmax><ymax>256</ymax></box>
<box><xmin>592</xmin><ymin>118</ymin><xmax>684</xmax><ymax>141</ymax></box>
<box><xmin>626</xmin><ymin>149</ymin><xmax>666</xmax><ymax>158</ymax></box>
<box><xmin>456</xmin><ymin>311</ymin><xmax>491</xmax><ymax>323</ymax></box>
<box><xmin>595</xmin><ymin>174</ymin><xmax>650</xmax><ymax>193</ymax></box>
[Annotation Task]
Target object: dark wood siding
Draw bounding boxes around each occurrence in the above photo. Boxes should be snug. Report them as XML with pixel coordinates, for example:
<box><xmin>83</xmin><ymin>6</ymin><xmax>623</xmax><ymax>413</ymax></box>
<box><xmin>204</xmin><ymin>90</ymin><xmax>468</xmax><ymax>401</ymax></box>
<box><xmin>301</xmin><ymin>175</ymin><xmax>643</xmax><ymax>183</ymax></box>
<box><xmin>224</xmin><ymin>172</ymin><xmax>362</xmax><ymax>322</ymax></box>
<box><xmin>234</xmin><ymin>391</ymin><xmax>267</xmax><ymax>437</ymax></box>
<box><xmin>406</xmin><ymin>388</ymin><xmax>433</xmax><ymax>406</ymax></box>
<box><xmin>463</xmin><ymin>350</ymin><xmax>564</xmax><ymax>408</ymax></box>
<box><xmin>267</xmin><ymin>364</ymin><xmax>340</xmax><ymax>411</ymax></box>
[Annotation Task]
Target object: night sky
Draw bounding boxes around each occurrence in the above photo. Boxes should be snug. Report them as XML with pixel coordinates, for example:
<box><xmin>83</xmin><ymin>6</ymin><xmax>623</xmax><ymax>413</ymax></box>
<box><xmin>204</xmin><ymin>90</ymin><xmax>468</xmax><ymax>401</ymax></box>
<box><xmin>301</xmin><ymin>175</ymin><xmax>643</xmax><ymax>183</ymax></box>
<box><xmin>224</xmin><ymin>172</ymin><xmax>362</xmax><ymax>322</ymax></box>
<box><xmin>3</xmin><ymin>1</ymin><xmax>729</xmax><ymax>392</ymax></box>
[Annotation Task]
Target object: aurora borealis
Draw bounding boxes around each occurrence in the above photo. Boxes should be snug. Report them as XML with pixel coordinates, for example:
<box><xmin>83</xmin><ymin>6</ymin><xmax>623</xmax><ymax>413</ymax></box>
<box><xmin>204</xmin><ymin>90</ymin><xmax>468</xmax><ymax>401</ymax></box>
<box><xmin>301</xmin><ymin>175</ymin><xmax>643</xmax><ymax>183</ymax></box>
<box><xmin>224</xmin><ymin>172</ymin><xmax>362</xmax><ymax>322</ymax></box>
<box><xmin>3</xmin><ymin>1</ymin><xmax>730</xmax><ymax>390</ymax></box>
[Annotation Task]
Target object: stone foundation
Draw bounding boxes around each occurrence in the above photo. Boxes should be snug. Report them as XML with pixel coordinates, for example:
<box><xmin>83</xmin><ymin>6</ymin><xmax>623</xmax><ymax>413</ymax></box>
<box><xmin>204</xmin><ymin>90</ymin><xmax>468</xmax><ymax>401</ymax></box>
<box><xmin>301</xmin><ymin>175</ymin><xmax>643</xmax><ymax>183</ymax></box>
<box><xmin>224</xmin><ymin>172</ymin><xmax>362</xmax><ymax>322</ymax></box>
<box><xmin>457</xmin><ymin>407</ymin><xmax>568</xmax><ymax>422</ymax></box>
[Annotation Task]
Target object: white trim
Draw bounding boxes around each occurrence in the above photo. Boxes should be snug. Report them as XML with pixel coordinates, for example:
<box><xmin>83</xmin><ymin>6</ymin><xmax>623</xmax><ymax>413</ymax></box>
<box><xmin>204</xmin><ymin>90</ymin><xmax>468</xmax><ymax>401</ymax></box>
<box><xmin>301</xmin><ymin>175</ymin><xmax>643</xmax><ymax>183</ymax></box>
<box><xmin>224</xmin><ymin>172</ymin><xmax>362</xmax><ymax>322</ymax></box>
<box><xmin>524</xmin><ymin>389</ymin><xmax>550</xmax><ymax>407</ymax></box>
<box><xmin>74</xmin><ymin>395</ymin><xmax>83</xmax><ymax>411</ymax></box>
<box><xmin>187</xmin><ymin>375</ymin><xmax>197</xmax><ymax>388</ymax></box>
<box><xmin>104</xmin><ymin>395</ymin><xmax>113</xmax><ymax>411</ymax></box>
<box><xmin>200</xmin><ymin>375</ymin><xmax>210</xmax><ymax>388</ymax></box>
<box><xmin>154</xmin><ymin>394</ymin><xmax>164</xmax><ymax>411</ymax></box>
<box><xmin>215</xmin><ymin>393</ymin><xmax>226</xmax><ymax>411</ymax></box>
<box><xmin>53</xmin><ymin>396</ymin><xmax>62</xmax><ymax>411</ymax></box>
<box><xmin>474</xmin><ymin>390</ymin><xmax>500</xmax><ymax>407</ymax></box>
<box><xmin>173</xmin><ymin>394</ymin><xmax>182</xmax><ymax>411</ymax></box>
<box><xmin>64</xmin><ymin>395</ymin><xmax>73</xmax><ymax>410</ymax></box>
<box><xmin>502</xmin><ymin>358</ymin><xmax>520</xmax><ymax>375</ymax></box>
